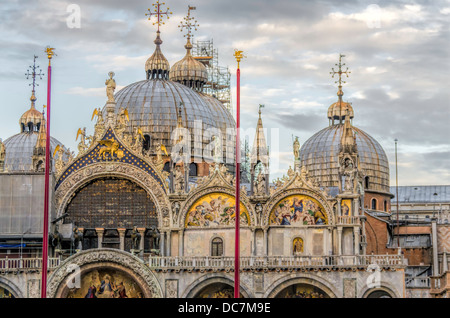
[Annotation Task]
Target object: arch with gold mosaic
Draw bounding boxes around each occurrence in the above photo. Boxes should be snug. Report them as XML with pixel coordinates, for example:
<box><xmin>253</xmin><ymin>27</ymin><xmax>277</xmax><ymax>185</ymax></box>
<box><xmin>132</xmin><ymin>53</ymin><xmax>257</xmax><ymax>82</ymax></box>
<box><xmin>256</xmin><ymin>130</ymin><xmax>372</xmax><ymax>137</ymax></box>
<box><xmin>179</xmin><ymin>187</ymin><xmax>255</xmax><ymax>228</ymax></box>
<box><xmin>54</xmin><ymin>127</ymin><xmax>172</xmax><ymax>228</ymax></box>
<box><xmin>263</xmin><ymin>189</ymin><xmax>334</xmax><ymax>227</ymax></box>
<box><xmin>55</xmin><ymin>128</ymin><xmax>166</xmax><ymax>191</ymax></box>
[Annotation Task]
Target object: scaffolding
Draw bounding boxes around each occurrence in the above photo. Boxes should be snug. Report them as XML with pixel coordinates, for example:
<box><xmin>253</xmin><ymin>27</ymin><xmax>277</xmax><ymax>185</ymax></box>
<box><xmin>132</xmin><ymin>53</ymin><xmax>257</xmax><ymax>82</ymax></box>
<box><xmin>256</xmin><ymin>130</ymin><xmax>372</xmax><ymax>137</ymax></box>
<box><xmin>192</xmin><ymin>40</ymin><xmax>232</xmax><ymax>112</ymax></box>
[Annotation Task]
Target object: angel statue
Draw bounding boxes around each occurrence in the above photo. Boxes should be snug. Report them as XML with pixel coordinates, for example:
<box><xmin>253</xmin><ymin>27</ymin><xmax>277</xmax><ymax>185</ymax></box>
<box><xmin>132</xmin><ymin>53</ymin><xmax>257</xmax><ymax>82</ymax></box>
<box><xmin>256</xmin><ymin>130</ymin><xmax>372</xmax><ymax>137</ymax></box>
<box><xmin>53</xmin><ymin>145</ymin><xmax>66</xmax><ymax>175</ymax></box>
<box><xmin>105</xmin><ymin>71</ymin><xmax>116</xmax><ymax>103</ymax></box>
<box><xmin>76</xmin><ymin>127</ymin><xmax>87</xmax><ymax>154</ymax></box>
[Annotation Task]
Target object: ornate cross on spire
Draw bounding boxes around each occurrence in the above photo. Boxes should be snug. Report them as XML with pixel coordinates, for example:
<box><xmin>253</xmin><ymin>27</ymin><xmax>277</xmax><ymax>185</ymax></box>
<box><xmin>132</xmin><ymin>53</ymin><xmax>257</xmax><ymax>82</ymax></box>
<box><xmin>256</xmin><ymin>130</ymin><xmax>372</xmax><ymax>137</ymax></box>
<box><xmin>25</xmin><ymin>55</ymin><xmax>44</xmax><ymax>98</ymax></box>
<box><xmin>145</xmin><ymin>1</ymin><xmax>172</xmax><ymax>32</ymax></box>
<box><xmin>178</xmin><ymin>6</ymin><xmax>199</xmax><ymax>39</ymax></box>
<box><xmin>330</xmin><ymin>54</ymin><xmax>351</xmax><ymax>86</ymax></box>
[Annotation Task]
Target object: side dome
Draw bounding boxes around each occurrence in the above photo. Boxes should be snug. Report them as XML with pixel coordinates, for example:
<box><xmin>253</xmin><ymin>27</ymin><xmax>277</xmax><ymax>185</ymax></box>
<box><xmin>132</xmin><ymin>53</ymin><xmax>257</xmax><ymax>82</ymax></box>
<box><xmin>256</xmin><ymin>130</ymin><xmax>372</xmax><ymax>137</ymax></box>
<box><xmin>299</xmin><ymin>124</ymin><xmax>390</xmax><ymax>194</ymax></box>
<box><xmin>169</xmin><ymin>38</ymin><xmax>208</xmax><ymax>90</ymax></box>
<box><xmin>3</xmin><ymin>133</ymin><xmax>64</xmax><ymax>171</ymax></box>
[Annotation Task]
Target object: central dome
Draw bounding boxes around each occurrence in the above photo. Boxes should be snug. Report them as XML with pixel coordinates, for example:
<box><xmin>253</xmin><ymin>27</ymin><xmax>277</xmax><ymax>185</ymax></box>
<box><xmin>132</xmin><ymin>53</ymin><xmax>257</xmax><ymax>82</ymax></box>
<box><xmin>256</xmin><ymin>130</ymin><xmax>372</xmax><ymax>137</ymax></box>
<box><xmin>111</xmin><ymin>79</ymin><xmax>235</xmax><ymax>161</ymax></box>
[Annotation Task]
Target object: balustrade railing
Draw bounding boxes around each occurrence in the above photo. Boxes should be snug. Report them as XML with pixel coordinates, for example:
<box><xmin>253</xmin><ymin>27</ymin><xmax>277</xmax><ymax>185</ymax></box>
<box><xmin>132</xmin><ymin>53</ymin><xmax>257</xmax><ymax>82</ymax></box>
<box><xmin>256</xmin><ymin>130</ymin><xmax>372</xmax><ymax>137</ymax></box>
<box><xmin>337</xmin><ymin>216</ymin><xmax>360</xmax><ymax>225</ymax></box>
<box><xmin>405</xmin><ymin>276</ymin><xmax>431</xmax><ymax>288</ymax></box>
<box><xmin>148</xmin><ymin>254</ymin><xmax>405</xmax><ymax>270</ymax></box>
<box><xmin>0</xmin><ymin>257</ymin><xmax>60</xmax><ymax>271</ymax></box>
<box><xmin>0</xmin><ymin>254</ymin><xmax>405</xmax><ymax>271</ymax></box>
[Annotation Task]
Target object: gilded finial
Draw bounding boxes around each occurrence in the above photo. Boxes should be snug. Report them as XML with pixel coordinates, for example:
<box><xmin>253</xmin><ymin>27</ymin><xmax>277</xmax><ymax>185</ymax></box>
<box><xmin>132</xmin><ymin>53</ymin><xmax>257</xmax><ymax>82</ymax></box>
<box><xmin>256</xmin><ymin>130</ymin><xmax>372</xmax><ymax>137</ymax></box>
<box><xmin>234</xmin><ymin>50</ymin><xmax>246</xmax><ymax>68</ymax></box>
<box><xmin>178</xmin><ymin>6</ymin><xmax>198</xmax><ymax>40</ymax></box>
<box><xmin>146</xmin><ymin>1</ymin><xmax>172</xmax><ymax>32</ymax></box>
<box><xmin>259</xmin><ymin>104</ymin><xmax>264</xmax><ymax>116</ymax></box>
<box><xmin>45</xmin><ymin>46</ymin><xmax>56</xmax><ymax>65</ymax></box>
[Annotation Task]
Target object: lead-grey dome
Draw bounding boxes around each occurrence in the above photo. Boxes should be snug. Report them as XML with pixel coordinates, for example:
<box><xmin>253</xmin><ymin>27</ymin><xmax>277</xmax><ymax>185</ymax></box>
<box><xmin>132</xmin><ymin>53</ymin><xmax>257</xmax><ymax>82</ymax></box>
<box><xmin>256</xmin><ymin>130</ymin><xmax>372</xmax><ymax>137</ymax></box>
<box><xmin>109</xmin><ymin>79</ymin><xmax>235</xmax><ymax>161</ymax></box>
<box><xmin>4</xmin><ymin>132</ymin><xmax>64</xmax><ymax>172</ymax></box>
<box><xmin>299</xmin><ymin>124</ymin><xmax>390</xmax><ymax>194</ymax></box>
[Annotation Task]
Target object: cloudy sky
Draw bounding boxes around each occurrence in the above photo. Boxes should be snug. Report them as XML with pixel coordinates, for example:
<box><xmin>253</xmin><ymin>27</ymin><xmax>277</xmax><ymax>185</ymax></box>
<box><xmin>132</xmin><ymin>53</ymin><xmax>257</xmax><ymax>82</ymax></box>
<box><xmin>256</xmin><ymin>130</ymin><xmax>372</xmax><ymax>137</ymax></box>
<box><xmin>0</xmin><ymin>0</ymin><xmax>449</xmax><ymax>186</ymax></box>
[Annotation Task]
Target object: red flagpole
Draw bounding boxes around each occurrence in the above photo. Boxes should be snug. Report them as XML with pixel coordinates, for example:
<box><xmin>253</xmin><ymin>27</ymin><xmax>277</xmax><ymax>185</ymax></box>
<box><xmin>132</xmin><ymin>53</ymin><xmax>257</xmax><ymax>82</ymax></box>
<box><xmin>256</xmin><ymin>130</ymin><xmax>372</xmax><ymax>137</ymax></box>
<box><xmin>41</xmin><ymin>47</ymin><xmax>55</xmax><ymax>298</ymax></box>
<box><xmin>234</xmin><ymin>65</ymin><xmax>241</xmax><ymax>298</ymax></box>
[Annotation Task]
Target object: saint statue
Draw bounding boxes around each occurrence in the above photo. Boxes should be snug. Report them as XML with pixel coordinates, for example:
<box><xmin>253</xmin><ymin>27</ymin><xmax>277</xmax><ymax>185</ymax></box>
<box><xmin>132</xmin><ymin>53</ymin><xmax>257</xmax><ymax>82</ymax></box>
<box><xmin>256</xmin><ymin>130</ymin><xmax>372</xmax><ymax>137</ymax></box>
<box><xmin>105</xmin><ymin>71</ymin><xmax>116</xmax><ymax>103</ymax></box>
<box><xmin>255</xmin><ymin>170</ymin><xmax>266</xmax><ymax>195</ymax></box>
<box><xmin>174</xmin><ymin>166</ymin><xmax>185</xmax><ymax>193</ymax></box>
<box><xmin>71</xmin><ymin>227</ymin><xmax>83</xmax><ymax>251</ymax></box>
<box><xmin>0</xmin><ymin>139</ymin><xmax>5</xmax><ymax>161</ymax></box>
<box><xmin>293</xmin><ymin>137</ymin><xmax>300</xmax><ymax>160</ymax></box>
<box><xmin>212</xmin><ymin>135</ymin><xmax>222</xmax><ymax>163</ymax></box>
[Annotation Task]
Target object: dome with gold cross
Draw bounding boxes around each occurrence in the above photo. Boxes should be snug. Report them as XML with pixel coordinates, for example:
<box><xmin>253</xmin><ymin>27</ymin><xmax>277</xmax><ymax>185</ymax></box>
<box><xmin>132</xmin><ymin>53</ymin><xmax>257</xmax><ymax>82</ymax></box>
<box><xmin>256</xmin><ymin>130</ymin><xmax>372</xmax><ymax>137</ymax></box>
<box><xmin>104</xmin><ymin>4</ymin><xmax>235</xmax><ymax>173</ymax></box>
<box><xmin>299</xmin><ymin>55</ymin><xmax>390</xmax><ymax>195</ymax></box>
<box><xmin>4</xmin><ymin>97</ymin><xmax>66</xmax><ymax>172</ymax></box>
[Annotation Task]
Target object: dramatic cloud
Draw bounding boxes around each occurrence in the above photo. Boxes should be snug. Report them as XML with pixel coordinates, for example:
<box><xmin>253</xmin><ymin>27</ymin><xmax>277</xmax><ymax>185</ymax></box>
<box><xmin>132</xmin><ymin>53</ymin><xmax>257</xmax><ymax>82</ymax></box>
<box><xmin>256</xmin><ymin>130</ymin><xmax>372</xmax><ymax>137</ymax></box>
<box><xmin>0</xmin><ymin>0</ymin><xmax>448</xmax><ymax>186</ymax></box>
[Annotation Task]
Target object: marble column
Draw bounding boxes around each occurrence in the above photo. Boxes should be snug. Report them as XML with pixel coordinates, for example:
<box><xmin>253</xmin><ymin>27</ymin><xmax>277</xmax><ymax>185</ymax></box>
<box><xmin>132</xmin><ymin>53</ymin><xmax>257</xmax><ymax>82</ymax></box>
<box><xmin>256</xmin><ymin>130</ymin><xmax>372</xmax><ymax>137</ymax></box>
<box><xmin>161</xmin><ymin>231</ymin><xmax>166</xmax><ymax>256</ymax></box>
<box><xmin>118</xmin><ymin>228</ymin><xmax>126</xmax><ymax>251</ymax></box>
<box><xmin>354</xmin><ymin>227</ymin><xmax>360</xmax><ymax>255</ymax></box>
<box><xmin>263</xmin><ymin>228</ymin><xmax>268</xmax><ymax>256</ymax></box>
<box><xmin>337</xmin><ymin>227</ymin><xmax>343</xmax><ymax>256</ymax></box>
<box><xmin>431</xmin><ymin>218</ymin><xmax>439</xmax><ymax>276</ymax></box>
<box><xmin>166</xmin><ymin>230</ymin><xmax>171</xmax><ymax>256</ymax></box>
<box><xmin>252</xmin><ymin>228</ymin><xmax>257</xmax><ymax>256</ymax></box>
<box><xmin>138</xmin><ymin>228</ymin><xmax>146</xmax><ymax>258</ymax></box>
<box><xmin>443</xmin><ymin>251</ymin><xmax>448</xmax><ymax>273</ymax></box>
<box><xmin>95</xmin><ymin>228</ymin><xmax>104</xmax><ymax>249</ymax></box>
<box><xmin>178</xmin><ymin>229</ymin><xmax>184</xmax><ymax>257</ymax></box>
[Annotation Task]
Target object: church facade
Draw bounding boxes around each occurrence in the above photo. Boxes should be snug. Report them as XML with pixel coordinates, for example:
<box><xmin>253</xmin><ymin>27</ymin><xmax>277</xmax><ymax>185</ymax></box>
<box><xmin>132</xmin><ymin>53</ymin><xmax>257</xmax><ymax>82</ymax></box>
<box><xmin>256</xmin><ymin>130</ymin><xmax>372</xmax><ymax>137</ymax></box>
<box><xmin>0</xmin><ymin>6</ymin><xmax>408</xmax><ymax>299</ymax></box>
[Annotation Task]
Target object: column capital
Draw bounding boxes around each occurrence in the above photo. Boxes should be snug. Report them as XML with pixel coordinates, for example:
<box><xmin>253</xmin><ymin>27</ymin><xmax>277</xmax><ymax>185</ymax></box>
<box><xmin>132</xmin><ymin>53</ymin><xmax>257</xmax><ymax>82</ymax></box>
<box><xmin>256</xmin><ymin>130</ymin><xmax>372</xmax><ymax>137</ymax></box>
<box><xmin>117</xmin><ymin>228</ymin><xmax>127</xmax><ymax>235</ymax></box>
<box><xmin>95</xmin><ymin>228</ymin><xmax>105</xmax><ymax>235</ymax></box>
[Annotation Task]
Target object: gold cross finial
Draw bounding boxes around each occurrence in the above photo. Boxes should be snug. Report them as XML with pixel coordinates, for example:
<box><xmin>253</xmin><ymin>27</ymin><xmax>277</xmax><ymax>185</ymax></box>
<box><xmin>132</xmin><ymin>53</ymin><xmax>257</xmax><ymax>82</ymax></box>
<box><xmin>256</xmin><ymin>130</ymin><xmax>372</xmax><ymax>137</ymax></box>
<box><xmin>234</xmin><ymin>50</ymin><xmax>246</xmax><ymax>68</ymax></box>
<box><xmin>178</xmin><ymin>5</ymin><xmax>198</xmax><ymax>39</ymax></box>
<box><xmin>25</xmin><ymin>55</ymin><xmax>44</xmax><ymax>97</ymax></box>
<box><xmin>330</xmin><ymin>54</ymin><xmax>350</xmax><ymax>87</ymax></box>
<box><xmin>146</xmin><ymin>1</ymin><xmax>172</xmax><ymax>32</ymax></box>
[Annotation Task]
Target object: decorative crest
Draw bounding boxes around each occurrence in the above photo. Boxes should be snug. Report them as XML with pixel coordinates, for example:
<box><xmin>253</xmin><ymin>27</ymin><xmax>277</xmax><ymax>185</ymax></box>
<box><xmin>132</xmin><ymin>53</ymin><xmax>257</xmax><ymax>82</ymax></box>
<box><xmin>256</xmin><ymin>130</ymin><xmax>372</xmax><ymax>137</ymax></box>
<box><xmin>146</xmin><ymin>1</ymin><xmax>172</xmax><ymax>32</ymax></box>
<box><xmin>45</xmin><ymin>46</ymin><xmax>56</xmax><ymax>65</ymax></box>
<box><xmin>178</xmin><ymin>6</ymin><xmax>198</xmax><ymax>39</ymax></box>
<box><xmin>330</xmin><ymin>54</ymin><xmax>351</xmax><ymax>87</ymax></box>
<box><xmin>234</xmin><ymin>49</ymin><xmax>246</xmax><ymax>68</ymax></box>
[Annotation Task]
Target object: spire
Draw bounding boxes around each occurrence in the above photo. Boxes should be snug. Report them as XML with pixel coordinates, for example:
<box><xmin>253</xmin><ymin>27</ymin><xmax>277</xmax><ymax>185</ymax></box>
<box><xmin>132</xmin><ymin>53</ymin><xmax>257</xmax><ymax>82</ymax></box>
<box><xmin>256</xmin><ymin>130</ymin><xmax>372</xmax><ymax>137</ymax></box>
<box><xmin>250</xmin><ymin>105</ymin><xmax>269</xmax><ymax>196</ymax></box>
<box><xmin>328</xmin><ymin>54</ymin><xmax>354</xmax><ymax>125</ymax></box>
<box><xmin>340</xmin><ymin>109</ymin><xmax>357</xmax><ymax>154</ymax></box>
<box><xmin>250</xmin><ymin>104</ymin><xmax>269</xmax><ymax>168</ymax></box>
<box><xmin>169</xmin><ymin>6</ymin><xmax>207</xmax><ymax>90</ymax></box>
<box><xmin>145</xmin><ymin>1</ymin><xmax>172</xmax><ymax>80</ymax></box>
<box><xmin>32</xmin><ymin>108</ymin><xmax>48</xmax><ymax>172</ymax></box>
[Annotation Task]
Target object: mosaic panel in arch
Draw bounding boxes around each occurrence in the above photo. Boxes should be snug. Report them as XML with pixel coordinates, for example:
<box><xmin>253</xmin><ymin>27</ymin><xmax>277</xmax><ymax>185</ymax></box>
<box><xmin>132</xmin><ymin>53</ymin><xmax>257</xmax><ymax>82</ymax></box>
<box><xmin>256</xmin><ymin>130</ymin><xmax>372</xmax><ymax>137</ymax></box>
<box><xmin>341</xmin><ymin>199</ymin><xmax>352</xmax><ymax>216</ymax></box>
<box><xmin>185</xmin><ymin>192</ymin><xmax>250</xmax><ymax>227</ymax></box>
<box><xmin>276</xmin><ymin>284</ymin><xmax>329</xmax><ymax>298</ymax></box>
<box><xmin>55</xmin><ymin>128</ymin><xmax>165</xmax><ymax>191</ymax></box>
<box><xmin>65</xmin><ymin>177</ymin><xmax>158</xmax><ymax>229</ymax></box>
<box><xmin>269</xmin><ymin>194</ymin><xmax>328</xmax><ymax>226</ymax></box>
<box><xmin>66</xmin><ymin>268</ymin><xmax>144</xmax><ymax>298</ymax></box>
<box><xmin>0</xmin><ymin>286</ymin><xmax>15</xmax><ymax>298</ymax></box>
